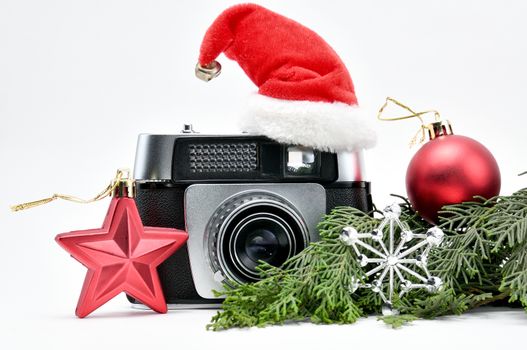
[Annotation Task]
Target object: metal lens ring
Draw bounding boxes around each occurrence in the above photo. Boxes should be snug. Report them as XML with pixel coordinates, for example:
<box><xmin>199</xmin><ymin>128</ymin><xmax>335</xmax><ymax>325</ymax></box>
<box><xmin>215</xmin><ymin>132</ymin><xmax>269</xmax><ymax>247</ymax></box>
<box><xmin>229</xmin><ymin>212</ymin><xmax>296</xmax><ymax>280</ymax></box>
<box><xmin>205</xmin><ymin>191</ymin><xmax>309</xmax><ymax>285</ymax></box>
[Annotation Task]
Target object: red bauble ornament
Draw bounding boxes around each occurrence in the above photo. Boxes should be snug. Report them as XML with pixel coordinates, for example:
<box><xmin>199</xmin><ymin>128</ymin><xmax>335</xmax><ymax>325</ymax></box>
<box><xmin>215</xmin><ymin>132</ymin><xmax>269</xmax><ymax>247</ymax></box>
<box><xmin>56</xmin><ymin>182</ymin><xmax>188</xmax><ymax>318</ymax></box>
<box><xmin>406</xmin><ymin>121</ymin><xmax>501</xmax><ymax>224</ymax></box>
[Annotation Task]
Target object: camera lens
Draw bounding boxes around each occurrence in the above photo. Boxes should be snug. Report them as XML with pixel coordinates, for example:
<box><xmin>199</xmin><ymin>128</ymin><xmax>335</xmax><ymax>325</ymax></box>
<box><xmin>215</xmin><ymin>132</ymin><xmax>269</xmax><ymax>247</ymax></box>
<box><xmin>230</xmin><ymin>213</ymin><xmax>293</xmax><ymax>279</ymax></box>
<box><xmin>209</xmin><ymin>193</ymin><xmax>309</xmax><ymax>284</ymax></box>
<box><xmin>245</xmin><ymin>229</ymin><xmax>279</xmax><ymax>262</ymax></box>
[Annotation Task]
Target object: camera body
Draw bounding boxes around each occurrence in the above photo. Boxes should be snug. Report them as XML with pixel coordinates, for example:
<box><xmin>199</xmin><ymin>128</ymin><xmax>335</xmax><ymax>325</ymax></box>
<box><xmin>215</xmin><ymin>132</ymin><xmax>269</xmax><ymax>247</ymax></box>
<box><xmin>129</xmin><ymin>127</ymin><xmax>372</xmax><ymax>306</ymax></box>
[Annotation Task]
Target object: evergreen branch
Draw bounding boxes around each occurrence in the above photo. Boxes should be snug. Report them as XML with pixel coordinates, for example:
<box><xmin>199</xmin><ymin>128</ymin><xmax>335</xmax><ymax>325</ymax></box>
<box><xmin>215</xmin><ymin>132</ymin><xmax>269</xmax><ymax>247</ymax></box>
<box><xmin>399</xmin><ymin>289</ymin><xmax>493</xmax><ymax>318</ymax></box>
<box><xmin>486</xmin><ymin>188</ymin><xmax>527</xmax><ymax>249</ymax></box>
<box><xmin>472</xmin><ymin>289</ymin><xmax>510</xmax><ymax>308</ymax></box>
<box><xmin>378</xmin><ymin>314</ymin><xmax>419</xmax><ymax>328</ymax></box>
<box><xmin>429</xmin><ymin>226</ymin><xmax>495</xmax><ymax>289</ymax></box>
<box><xmin>208</xmin><ymin>189</ymin><xmax>527</xmax><ymax>330</ymax></box>
<box><xmin>207</xmin><ymin>208</ymin><xmax>376</xmax><ymax>331</ymax></box>
<box><xmin>500</xmin><ymin>241</ymin><xmax>527</xmax><ymax>308</ymax></box>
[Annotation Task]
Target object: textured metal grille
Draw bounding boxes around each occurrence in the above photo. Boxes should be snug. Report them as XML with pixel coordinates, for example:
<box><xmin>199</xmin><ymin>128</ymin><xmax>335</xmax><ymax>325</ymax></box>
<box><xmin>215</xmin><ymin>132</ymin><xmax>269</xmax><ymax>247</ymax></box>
<box><xmin>188</xmin><ymin>143</ymin><xmax>258</xmax><ymax>173</ymax></box>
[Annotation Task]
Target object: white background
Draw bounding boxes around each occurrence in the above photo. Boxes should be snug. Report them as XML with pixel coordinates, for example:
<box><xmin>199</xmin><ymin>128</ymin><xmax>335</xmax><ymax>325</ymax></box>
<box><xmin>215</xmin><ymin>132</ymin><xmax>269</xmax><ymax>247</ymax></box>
<box><xmin>1</xmin><ymin>0</ymin><xmax>527</xmax><ymax>349</ymax></box>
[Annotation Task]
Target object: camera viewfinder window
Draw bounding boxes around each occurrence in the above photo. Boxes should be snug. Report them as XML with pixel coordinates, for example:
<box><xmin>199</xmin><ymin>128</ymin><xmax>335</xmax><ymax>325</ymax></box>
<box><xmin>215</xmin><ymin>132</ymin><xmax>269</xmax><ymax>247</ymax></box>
<box><xmin>286</xmin><ymin>146</ymin><xmax>318</xmax><ymax>176</ymax></box>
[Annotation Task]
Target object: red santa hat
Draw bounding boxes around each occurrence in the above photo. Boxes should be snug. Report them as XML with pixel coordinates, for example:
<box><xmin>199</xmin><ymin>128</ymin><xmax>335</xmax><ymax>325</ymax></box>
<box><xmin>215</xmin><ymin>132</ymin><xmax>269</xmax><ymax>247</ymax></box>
<box><xmin>196</xmin><ymin>3</ymin><xmax>376</xmax><ymax>153</ymax></box>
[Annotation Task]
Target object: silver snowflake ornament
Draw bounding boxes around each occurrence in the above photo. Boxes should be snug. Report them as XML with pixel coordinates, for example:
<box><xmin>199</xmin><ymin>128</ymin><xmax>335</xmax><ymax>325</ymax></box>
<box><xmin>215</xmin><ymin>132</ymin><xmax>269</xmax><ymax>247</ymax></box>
<box><xmin>340</xmin><ymin>203</ymin><xmax>444</xmax><ymax>315</ymax></box>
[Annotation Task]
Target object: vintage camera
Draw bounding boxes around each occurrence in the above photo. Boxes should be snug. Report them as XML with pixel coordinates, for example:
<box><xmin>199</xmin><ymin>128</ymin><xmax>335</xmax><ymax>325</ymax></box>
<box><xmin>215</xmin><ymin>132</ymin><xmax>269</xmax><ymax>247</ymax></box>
<box><xmin>128</xmin><ymin>125</ymin><xmax>372</xmax><ymax>307</ymax></box>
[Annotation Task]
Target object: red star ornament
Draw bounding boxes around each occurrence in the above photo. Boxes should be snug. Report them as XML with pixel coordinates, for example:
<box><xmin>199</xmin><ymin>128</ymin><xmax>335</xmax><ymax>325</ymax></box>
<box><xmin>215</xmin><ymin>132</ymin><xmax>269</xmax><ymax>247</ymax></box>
<box><xmin>56</xmin><ymin>197</ymin><xmax>188</xmax><ymax>318</ymax></box>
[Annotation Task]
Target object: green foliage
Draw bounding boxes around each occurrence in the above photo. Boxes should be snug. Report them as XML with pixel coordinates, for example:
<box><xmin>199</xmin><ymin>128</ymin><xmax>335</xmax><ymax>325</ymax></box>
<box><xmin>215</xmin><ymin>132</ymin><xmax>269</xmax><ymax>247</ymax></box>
<box><xmin>487</xmin><ymin>189</ymin><xmax>527</xmax><ymax>248</ymax></box>
<box><xmin>500</xmin><ymin>240</ymin><xmax>527</xmax><ymax>308</ymax></box>
<box><xmin>429</xmin><ymin>223</ymin><xmax>496</xmax><ymax>289</ymax></box>
<box><xmin>399</xmin><ymin>288</ymin><xmax>493</xmax><ymax>319</ymax></box>
<box><xmin>207</xmin><ymin>207</ymin><xmax>378</xmax><ymax>331</ymax></box>
<box><xmin>378</xmin><ymin>314</ymin><xmax>419</xmax><ymax>329</ymax></box>
<box><xmin>207</xmin><ymin>189</ymin><xmax>527</xmax><ymax>331</ymax></box>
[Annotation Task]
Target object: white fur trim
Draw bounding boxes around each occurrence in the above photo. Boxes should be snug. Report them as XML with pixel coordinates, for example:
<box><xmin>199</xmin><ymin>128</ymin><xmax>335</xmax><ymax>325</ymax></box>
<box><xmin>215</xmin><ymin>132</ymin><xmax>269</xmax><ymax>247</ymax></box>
<box><xmin>238</xmin><ymin>94</ymin><xmax>377</xmax><ymax>153</ymax></box>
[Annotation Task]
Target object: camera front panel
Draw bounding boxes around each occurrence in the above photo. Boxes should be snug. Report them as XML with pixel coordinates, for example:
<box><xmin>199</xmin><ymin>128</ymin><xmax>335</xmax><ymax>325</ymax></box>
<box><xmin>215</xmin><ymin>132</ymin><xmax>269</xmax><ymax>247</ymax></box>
<box><xmin>184</xmin><ymin>183</ymin><xmax>326</xmax><ymax>299</ymax></box>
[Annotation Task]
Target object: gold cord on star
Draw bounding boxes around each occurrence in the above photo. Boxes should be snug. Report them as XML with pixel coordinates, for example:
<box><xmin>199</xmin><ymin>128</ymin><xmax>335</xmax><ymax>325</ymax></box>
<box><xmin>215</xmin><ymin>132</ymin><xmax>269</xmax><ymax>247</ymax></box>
<box><xmin>10</xmin><ymin>169</ymin><xmax>130</xmax><ymax>212</ymax></box>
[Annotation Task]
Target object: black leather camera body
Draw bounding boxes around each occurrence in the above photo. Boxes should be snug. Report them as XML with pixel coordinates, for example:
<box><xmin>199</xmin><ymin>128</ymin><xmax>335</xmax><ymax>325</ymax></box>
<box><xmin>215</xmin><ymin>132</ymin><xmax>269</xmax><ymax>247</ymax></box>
<box><xmin>128</xmin><ymin>126</ymin><xmax>372</xmax><ymax>307</ymax></box>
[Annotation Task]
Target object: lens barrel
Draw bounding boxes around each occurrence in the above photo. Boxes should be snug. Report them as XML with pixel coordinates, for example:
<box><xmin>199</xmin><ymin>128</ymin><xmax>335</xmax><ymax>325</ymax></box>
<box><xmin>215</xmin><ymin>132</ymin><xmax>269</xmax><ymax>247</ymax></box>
<box><xmin>228</xmin><ymin>211</ymin><xmax>295</xmax><ymax>281</ymax></box>
<box><xmin>207</xmin><ymin>192</ymin><xmax>309</xmax><ymax>284</ymax></box>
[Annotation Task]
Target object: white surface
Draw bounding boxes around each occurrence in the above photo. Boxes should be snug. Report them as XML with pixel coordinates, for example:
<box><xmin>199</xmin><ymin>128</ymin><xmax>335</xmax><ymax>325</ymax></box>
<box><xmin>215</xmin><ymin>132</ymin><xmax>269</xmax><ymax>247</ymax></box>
<box><xmin>1</xmin><ymin>0</ymin><xmax>527</xmax><ymax>349</ymax></box>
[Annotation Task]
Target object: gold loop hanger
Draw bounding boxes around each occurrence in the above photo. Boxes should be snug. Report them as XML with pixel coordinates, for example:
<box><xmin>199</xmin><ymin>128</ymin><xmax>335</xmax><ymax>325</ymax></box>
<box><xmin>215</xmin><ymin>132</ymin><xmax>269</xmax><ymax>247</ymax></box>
<box><xmin>377</xmin><ymin>97</ymin><xmax>442</xmax><ymax>147</ymax></box>
<box><xmin>10</xmin><ymin>169</ymin><xmax>128</xmax><ymax>212</ymax></box>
